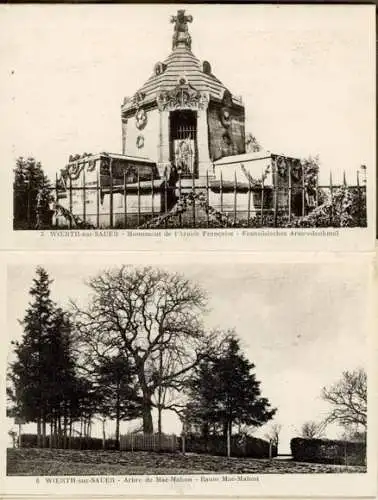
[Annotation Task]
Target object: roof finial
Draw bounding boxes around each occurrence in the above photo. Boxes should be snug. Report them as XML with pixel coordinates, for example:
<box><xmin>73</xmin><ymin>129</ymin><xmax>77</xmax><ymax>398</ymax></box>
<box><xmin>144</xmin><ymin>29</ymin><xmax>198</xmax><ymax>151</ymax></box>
<box><xmin>170</xmin><ymin>10</ymin><xmax>193</xmax><ymax>50</ymax></box>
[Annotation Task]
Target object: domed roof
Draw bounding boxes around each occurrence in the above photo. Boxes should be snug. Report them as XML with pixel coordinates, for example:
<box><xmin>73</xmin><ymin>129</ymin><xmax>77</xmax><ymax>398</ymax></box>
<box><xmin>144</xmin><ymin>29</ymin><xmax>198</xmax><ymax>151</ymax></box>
<box><xmin>121</xmin><ymin>10</ymin><xmax>243</xmax><ymax>116</ymax></box>
<box><xmin>137</xmin><ymin>46</ymin><xmax>226</xmax><ymax>102</ymax></box>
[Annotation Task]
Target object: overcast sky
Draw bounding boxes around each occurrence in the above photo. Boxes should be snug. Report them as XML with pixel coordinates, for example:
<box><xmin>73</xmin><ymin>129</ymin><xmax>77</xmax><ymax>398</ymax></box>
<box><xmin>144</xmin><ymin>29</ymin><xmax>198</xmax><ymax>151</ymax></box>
<box><xmin>1</xmin><ymin>4</ymin><xmax>375</xmax><ymax>185</ymax></box>
<box><xmin>6</xmin><ymin>259</ymin><xmax>370</xmax><ymax>452</ymax></box>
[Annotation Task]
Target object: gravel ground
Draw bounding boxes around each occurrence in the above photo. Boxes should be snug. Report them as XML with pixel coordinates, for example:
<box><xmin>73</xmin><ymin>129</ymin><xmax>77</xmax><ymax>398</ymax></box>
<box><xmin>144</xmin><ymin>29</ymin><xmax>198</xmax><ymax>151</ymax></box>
<box><xmin>7</xmin><ymin>449</ymin><xmax>366</xmax><ymax>476</ymax></box>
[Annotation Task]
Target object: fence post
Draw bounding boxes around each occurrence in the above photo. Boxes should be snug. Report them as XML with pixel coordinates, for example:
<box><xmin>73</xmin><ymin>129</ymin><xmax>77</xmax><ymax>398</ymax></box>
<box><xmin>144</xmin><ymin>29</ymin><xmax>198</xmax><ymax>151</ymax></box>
<box><xmin>109</xmin><ymin>158</ymin><xmax>114</xmax><ymax>228</ymax></box>
<box><xmin>288</xmin><ymin>160</ymin><xmax>292</xmax><ymax>222</ymax></box>
<box><xmin>206</xmin><ymin>169</ymin><xmax>210</xmax><ymax>227</ymax></box>
<box><xmin>315</xmin><ymin>170</ymin><xmax>319</xmax><ymax>207</ymax></box>
<box><xmin>247</xmin><ymin>179</ymin><xmax>251</xmax><ymax>227</ymax></box>
<box><xmin>55</xmin><ymin>173</ymin><xmax>59</xmax><ymax>228</ymax></box>
<box><xmin>233</xmin><ymin>170</ymin><xmax>237</xmax><ymax>225</ymax></box>
<box><xmin>27</xmin><ymin>170</ymin><xmax>31</xmax><ymax>229</ymax></box>
<box><xmin>96</xmin><ymin>169</ymin><xmax>100</xmax><ymax>229</ymax></box>
<box><xmin>330</xmin><ymin>171</ymin><xmax>333</xmax><ymax>226</ymax></box>
<box><xmin>137</xmin><ymin>169</ymin><xmax>141</xmax><ymax>227</ymax></box>
<box><xmin>82</xmin><ymin>163</ymin><xmax>86</xmax><ymax>225</ymax></box>
<box><xmin>69</xmin><ymin>176</ymin><xmax>73</xmax><ymax>229</ymax></box>
<box><xmin>192</xmin><ymin>164</ymin><xmax>196</xmax><ymax>228</ymax></box>
<box><xmin>123</xmin><ymin>172</ymin><xmax>127</xmax><ymax>228</ymax></box>
<box><xmin>261</xmin><ymin>169</ymin><xmax>264</xmax><ymax>226</ymax></box>
<box><xmin>273</xmin><ymin>159</ymin><xmax>278</xmax><ymax>227</ymax></box>
<box><xmin>178</xmin><ymin>170</ymin><xmax>182</xmax><ymax>227</ymax></box>
<box><xmin>220</xmin><ymin>170</ymin><xmax>224</xmax><ymax>213</ymax></box>
<box><xmin>164</xmin><ymin>175</ymin><xmax>168</xmax><ymax>229</ymax></box>
<box><xmin>301</xmin><ymin>161</ymin><xmax>305</xmax><ymax>217</ymax></box>
<box><xmin>151</xmin><ymin>169</ymin><xmax>154</xmax><ymax>220</ymax></box>
<box><xmin>357</xmin><ymin>170</ymin><xmax>361</xmax><ymax>226</ymax></box>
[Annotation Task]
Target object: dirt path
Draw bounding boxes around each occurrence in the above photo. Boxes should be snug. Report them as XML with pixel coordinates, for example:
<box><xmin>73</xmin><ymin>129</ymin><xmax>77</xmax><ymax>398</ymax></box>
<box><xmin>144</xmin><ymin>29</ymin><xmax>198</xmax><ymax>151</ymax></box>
<box><xmin>7</xmin><ymin>449</ymin><xmax>366</xmax><ymax>476</ymax></box>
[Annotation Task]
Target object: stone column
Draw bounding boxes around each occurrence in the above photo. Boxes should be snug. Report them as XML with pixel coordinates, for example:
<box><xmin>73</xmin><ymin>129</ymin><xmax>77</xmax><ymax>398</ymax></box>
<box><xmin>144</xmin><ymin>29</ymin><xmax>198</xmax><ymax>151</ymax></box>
<box><xmin>158</xmin><ymin>110</ymin><xmax>171</xmax><ymax>177</ymax></box>
<box><xmin>121</xmin><ymin>118</ymin><xmax>128</xmax><ymax>155</ymax></box>
<box><xmin>197</xmin><ymin>95</ymin><xmax>212</xmax><ymax>180</ymax></box>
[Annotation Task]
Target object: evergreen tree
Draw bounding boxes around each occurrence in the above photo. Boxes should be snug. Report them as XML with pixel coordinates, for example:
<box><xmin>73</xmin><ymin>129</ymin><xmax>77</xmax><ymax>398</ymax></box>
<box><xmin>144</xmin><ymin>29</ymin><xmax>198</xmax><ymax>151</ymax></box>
<box><xmin>13</xmin><ymin>156</ymin><xmax>53</xmax><ymax>229</ymax></box>
<box><xmin>96</xmin><ymin>355</ymin><xmax>143</xmax><ymax>449</ymax></box>
<box><xmin>8</xmin><ymin>268</ymin><xmax>87</xmax><ymax>448</ymax></box>
<box><xmin>185</xmin><ymin>336</ymin><xmax>276</xmax><ymax>438</ymax></box>
<box><xmin>8</xmin><ymin>267</ymin><xmax>55</xmax><ymax>446</ymax></box>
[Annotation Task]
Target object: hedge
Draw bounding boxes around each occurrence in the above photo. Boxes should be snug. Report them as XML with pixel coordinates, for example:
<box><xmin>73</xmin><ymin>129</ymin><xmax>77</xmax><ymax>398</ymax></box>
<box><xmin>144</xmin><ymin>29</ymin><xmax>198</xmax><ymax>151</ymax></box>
<box><xmin>179</xmin><ymin>434</ymin><xmax>276</xmax><ymax>458</ymax></box>
<box><xmin>291</xmin><ymin>437</ymin><xmax>366</xmax><ymax>466</ymax></box>
<box><xmin>20</xmin><ymin>434</ymin><xmax>118</xmax><ymax>450</ymax></box>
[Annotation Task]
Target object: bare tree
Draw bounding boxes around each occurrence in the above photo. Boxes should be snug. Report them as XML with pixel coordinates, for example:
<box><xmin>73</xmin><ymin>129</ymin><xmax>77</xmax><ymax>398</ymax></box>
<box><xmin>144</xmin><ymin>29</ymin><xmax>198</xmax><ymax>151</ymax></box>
<box><xmin>265</xmin><ymin>423</ymin><xmax>282</xmax><ymax>447</ymax></box>
<box><xmin>300</xmin><ymin>420</ymin><xmax>326</xmax><ymax>439</ymax></box>
<box><xmin>72</xmin><ymin>266</ymin><xmax>225</xmax><ymax>434</ymax></box>
<box><xmin>322</xmin><ymin>368</ymin><xmax>367</xmax><ymax>430</ymax></box>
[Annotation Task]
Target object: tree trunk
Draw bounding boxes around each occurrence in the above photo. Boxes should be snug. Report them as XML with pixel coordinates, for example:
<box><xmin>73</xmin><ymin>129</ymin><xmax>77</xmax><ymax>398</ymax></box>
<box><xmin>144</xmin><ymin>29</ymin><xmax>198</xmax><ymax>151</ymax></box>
<box><xmin>58</xmin><ymin>415</ymin><xmax>62</xmax><ymax>448</ymax></box>
<box><xmin>50</xmin><ymin>420</ymin><xmax>53</xmax><ymax>449</ymax></box>
<box><xmin>102</xmin><ymin>418</ymin><xmax>106</xmax><ymax>450</ymax></box>
<box><xmin>37</xmin><ymin>418</ymin><xmax>41</xmax><ymax>448</ymax></box>
<box><xmin>115</xmin><ymin>383</ymin><xmax>121</xmax><ymax>450</ymax></box>
<box><xmin>42</xmin><ymin>419</ymin><xmax>46</xmax><ymax>448</ymax></box>
<box><xmin>142</xmin><ymin>397</ymin><xmax>153</xmax><ymax>434</ymax></box>
<box><xmin>136</xmin><ymin>361</ymin><xmax>154</xmax><ymax>434</ymax></box>
<box><xmin>157</xmin><ymin>404</ymin><xmax>163</xmax><ymax>450</ymax></box>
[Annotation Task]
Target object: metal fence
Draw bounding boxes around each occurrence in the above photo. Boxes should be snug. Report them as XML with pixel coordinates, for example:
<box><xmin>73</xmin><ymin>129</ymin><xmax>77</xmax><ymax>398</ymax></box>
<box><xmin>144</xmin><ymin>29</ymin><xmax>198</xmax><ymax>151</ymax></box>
<box><xmin>13</xmin><ymin>169</ymin><xmax>367</xmax><ymax>230</ymax></box>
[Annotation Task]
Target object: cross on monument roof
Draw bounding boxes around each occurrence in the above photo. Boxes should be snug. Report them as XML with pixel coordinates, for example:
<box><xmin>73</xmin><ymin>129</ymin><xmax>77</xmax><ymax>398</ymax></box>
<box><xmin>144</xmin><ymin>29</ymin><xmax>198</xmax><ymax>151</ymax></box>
<box><xmin>170</xmin><ymin>9</ymin><xmax>193</xmax><ymax>50</ymax></box>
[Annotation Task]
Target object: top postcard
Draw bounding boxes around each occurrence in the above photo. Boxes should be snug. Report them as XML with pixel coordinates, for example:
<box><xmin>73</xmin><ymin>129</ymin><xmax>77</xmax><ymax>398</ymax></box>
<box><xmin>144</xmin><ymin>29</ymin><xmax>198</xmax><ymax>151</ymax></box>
<box><xmin>1</xmin><ymin>4</ymin><xmax>375</xmax><ymax>251</ymax></box>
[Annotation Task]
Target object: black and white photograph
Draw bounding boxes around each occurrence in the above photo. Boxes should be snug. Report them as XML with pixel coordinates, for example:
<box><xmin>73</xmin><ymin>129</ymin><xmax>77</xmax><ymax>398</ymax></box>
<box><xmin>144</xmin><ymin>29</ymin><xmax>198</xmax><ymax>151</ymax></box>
<box><xmin>3</xmin><ymin>253</ymin><xmax>375</xmax><ymax>497</ymax></box>
<box><xmin>3</xmin><ymin>4</ymin><xmax>374</xmax><ymax>238</ymax></box>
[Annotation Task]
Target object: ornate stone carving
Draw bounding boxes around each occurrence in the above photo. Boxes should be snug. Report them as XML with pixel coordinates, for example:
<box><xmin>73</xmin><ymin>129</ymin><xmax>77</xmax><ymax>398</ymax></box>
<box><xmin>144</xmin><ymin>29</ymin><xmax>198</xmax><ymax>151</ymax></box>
<box><xmin>222</xmin><ymin>89</ymin><xmax>233</xmax><ymax>108</ymax></box>
<box><xmin>136</xmin><ymin>135</ymin><xmax>145</xmax><ymax>149</ymax></box>
<box><xmin>157</xmin><ymin>81</ymin><xmax>209</xmax><ymax>111</ymax></box>
<box><xmin>67</xmin><ymin>162</ymin><xmax>84</xmax><ymax>180</ymax></box>
<box><xmin>170</xmin><ymin>10</ymin><xmax>193</xmax><ymax>50</ymax></box>
<box><xmin>220</xmin><ymin>107</ymin><xmax>231</xmax><ymax>128</ymax></box>
<box><xmin>87</xmin><ymin>159</ymin><xmax>96</xmax><ymax>172</ymax></box>
<box><xmin>276</xmin><ymin>156</ymin><xmax>287</xmax><ymax>178</ymax></box>
<box><xmin>135</xmin><ymin>108</ymin><xmax>147</xmax><ymax>130</ymax></box>
<box><xmin>133</xmin><ymin>91</ymin><xmax>145</xmax><ymax>109</ymax></box>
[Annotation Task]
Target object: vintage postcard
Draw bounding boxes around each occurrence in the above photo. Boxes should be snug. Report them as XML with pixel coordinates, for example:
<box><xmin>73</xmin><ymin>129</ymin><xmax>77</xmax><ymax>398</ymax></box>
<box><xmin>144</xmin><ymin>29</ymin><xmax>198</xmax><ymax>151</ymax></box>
<box><xmin>1</xmin><ymin>251</ymin><xmax>376</xmax><ymax>498</ymax></box>
<box><xmin>0</xmin><ymin>4</ymin><xmax>376</xmax><ymax>251</ymax></box>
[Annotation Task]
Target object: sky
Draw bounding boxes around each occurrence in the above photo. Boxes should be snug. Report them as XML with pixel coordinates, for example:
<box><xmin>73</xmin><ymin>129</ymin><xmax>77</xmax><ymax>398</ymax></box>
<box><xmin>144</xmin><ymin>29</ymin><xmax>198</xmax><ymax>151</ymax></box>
<box><xmin>0</xmin><ymin>4</ymin><xmax>375</xmax><ymax>185</ymax></box>
<box><xmin>6</xmin><ymin>259</ymin><xmax>370</xmax><ymax>453</ymax></box>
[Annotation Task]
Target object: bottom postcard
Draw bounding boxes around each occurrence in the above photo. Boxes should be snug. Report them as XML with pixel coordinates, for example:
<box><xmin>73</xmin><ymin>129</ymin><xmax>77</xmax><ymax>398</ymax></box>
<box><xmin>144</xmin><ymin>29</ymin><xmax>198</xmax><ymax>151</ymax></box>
<box><xmin>1</xmin><ymin>252</ymin><xmax>376</xmax><ymax>498</ymax></box>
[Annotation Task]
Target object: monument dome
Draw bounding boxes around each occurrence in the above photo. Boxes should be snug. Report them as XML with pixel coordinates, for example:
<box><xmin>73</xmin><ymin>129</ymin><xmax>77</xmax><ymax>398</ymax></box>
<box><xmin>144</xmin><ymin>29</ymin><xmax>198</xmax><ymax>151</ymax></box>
<box><xmin>121</xmin><ymin>10</ymin><xmax>246</xmax><ymax>181</ymax></box>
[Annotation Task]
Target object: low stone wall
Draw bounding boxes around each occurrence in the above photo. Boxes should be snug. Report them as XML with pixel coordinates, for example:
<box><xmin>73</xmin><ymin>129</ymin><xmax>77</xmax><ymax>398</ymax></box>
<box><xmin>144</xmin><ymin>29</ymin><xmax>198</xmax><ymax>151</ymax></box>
<box><xmin>291</xmin><ymin>437</ymin><xmax>366</xmax><ymax>466</ymax></box>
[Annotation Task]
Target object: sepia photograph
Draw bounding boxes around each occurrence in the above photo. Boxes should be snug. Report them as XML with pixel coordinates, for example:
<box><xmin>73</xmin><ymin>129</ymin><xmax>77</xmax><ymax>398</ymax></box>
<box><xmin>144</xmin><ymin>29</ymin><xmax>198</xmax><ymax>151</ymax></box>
<box><xmin>3</xmin><ymin>4</ymin><xmax>374</xmax><ymax>237</ymax></box>
<box><xmin>4</xmin><ymin>252</ymin><xmax>374</xmax><ymax>499</ymax></box>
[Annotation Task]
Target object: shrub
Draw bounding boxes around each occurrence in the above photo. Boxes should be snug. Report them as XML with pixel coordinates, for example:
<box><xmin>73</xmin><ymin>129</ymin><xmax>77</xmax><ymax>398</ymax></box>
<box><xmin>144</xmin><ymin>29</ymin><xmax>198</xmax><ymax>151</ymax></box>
<box><xmin>180</xmin><ymin>434</ymin><xmax>276</xmax><ymax>458</ymax></box>
<box><xmin>291</xmin><ymin>437</ymin><xmax>366</xmax><ymax>466</ymax></box>
<box><xmin>20</xmin><ymin>434</ymin><xmax>117</xmax><ymax>451</ymax></box>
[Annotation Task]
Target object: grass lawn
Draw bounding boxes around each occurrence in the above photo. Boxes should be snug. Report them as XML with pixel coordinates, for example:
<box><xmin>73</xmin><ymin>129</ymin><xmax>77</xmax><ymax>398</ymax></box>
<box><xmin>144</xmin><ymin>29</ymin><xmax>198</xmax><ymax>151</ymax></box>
<box><xmin>7</xmin><ymin>448</ymin><xmax>366</xmax><ymax>476</ymax></box>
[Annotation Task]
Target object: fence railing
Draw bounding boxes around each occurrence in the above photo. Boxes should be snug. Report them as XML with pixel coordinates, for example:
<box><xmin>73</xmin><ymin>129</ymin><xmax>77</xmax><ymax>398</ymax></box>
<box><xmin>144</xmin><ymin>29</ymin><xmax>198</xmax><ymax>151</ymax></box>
<box><xmin>13</xmin><ymin>169</ymin><xmax>367</xmax><ymax>230</ymax></box>
<box><xmin>119</xmin><ymin>433</ymin><xmax>178</xmax><ymax>452</ymax></box>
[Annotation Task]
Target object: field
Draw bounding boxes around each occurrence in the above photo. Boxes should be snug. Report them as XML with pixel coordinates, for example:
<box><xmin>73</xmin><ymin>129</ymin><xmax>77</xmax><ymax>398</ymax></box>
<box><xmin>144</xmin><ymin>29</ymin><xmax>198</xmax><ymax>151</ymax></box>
<box><xmin>7</xmin><ymin>448</ymin><xmax>366</xmax><ymax>476</ymax></box>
